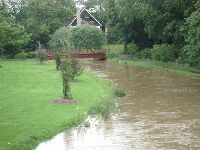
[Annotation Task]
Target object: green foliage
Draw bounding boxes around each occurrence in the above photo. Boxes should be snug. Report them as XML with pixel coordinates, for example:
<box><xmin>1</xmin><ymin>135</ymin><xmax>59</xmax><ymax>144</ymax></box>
<box><xmin>54</xmin><ymin>52</ymin><xmax>61</xmax><ymax>70</ymax></box>
<box><xmin>179</xmin><ymin>2</ymin><xmax>200</xmax><ymax>68</ymax></box>
<box><xmin>60</xmin><ymin>59</ymin><xmax>74</xmax><ymax>98</ymax></box>
<box><xmin>141</xmin><ymin>48</ymin><xmax>152</xmax><ymax>60</ymax></box>
<box><xmin>36</xmin><ymin>45</ymin><xmax>47</xmax><ymax>64</ymax></box>
<box><xmin>151</xmin><ymin>44</ymin><xmax>175</xmax><ymax>62</ymax></box>
<box><xmin>70</xmin><ymin>25</ymin><xmax>106</xmax><ymax>50</ymax></box>
<box><xmin>114</xmin><ymin>87</ymin><xmax>126</xmax><ymax>97</ymax></box>
<box><xmin>0</xmin><ymin>0</ymin><xmax>75</xmax><ymax>53</ymax></box>
<box><xmin>48</xmin><ymin>27</ymin><xmax>72</xmax><ymax>50</ymax></box>
<box><xmin>0</xmin><ymin>20</ymin><xmax>30</xmax><ymax>57</ymax></box>
<box><xmin>70</xmin><ymin>57</ymin><xmax>83</xmax><ymax>79</ymax></box>
<box><xmin>179</xmin><ymin>45</ymin><xmax>200</xmax><ymax>69</ymax></box>
<box><xmin>14</xmin><ymin>52</ymin><xmax>28</xmax><ymax>60</ymax></box>
<box><xmin>27</xmin><ymin>51</ymin><xmax>37</xmax><ymax>59</ymax></box>
<box><xmin>127</xmin><ymin>43</ymin><xmax>140</xmax><ymax>57</ymax></box>
<box><xmin>60</xmin><ymin>58</ymin><xmax>82</xmax><ymax>98</ymax></box>
<box><xmin>89</xmin><ymin>96</ymin><xmax>117</xmax><ymax>119</ymax></box>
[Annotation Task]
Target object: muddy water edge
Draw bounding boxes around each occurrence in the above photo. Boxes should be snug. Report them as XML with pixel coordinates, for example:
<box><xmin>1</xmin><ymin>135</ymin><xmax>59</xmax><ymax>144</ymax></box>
<box><xmin>36</xmin><ymin>60</ymin><xmax>200</xmax><ymax>150</ymax></box>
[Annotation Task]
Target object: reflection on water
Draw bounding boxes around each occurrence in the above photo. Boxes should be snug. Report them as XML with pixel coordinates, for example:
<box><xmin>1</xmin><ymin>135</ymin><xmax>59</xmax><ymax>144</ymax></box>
<box><xmin>36</xmin><ymin>61</ymin><xmax>200</xmax><ymax>150</ymax></box>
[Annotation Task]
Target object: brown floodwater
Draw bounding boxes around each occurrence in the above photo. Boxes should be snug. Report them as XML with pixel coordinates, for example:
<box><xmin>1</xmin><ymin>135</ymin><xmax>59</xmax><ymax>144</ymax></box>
<box><xmin>36</xmin><ymin>61</ymin><xmax>200</xmax><ymax>150</ymax></box>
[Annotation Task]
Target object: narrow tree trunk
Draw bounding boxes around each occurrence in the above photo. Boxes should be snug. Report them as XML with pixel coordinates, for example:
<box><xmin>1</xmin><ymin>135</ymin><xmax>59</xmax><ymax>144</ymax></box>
<box><xmin>124</xmin><ymin>37</ymin><xmax>128</xmax><ymax>54</ymax></box>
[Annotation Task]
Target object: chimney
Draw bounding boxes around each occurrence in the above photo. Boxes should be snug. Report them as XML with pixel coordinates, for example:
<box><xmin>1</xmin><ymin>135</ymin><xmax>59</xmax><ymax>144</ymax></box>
<box><xmin>76</xmin><ymin>6</ymin><xmax>81</xmax><ymax>26</ymax></box>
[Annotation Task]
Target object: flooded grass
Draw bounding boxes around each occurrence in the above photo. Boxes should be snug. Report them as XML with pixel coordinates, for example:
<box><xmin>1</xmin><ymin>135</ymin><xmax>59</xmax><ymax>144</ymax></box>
<box><xmin>0</xmin><ymin>60</ymin><xmax>113</xmax><ymax>150</ymax></box>
<box><xmin>109</xmin><ymin>58</ymin><xmax>200</xmax><ymax>77</ymax></box>
<box><xmin>88</xmin><ymin>96</ymin><xmax>118</xmax><ymax>119</ymax></box>
<box><xmin>114</xmin><ymin>87</ymin><xmax>126</xmax><ymax>97</ymax></box>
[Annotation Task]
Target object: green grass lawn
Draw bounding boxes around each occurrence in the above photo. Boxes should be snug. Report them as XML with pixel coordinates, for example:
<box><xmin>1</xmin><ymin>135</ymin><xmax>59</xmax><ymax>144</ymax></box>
<box><xmin>104</xmin><ymin>44</ymin><xmax>124</xmax><ymax>54</ymax></box>
<box><xmin>0</xmin><ymin>60</ymin><xmax>113</xmax><ymax>150</ymax></box>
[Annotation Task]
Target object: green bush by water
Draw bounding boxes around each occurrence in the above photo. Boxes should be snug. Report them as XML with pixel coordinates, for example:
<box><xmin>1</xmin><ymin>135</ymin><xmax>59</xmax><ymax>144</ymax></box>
<box><xmin>114</xmin><ymin>87</ymin><xmax>126</xmax><ymax>97</ymax></box>
<box><xmin>151</xmin><ymin>44</ymin><xmax>175</xmax><ymax>62</ymax></box>
<box><xmin>89</xmin><ymin>96</ymin><xmax>117</xmax><ymax>119</ymax></box>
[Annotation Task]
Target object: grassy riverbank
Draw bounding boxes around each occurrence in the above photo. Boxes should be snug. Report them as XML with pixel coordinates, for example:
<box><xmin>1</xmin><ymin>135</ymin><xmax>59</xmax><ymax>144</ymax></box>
<box><xmin>107</xmin><ymin>44</ymin><xmax>200</xmax><ymax>77</ymax></box>
<box><xmin>0</xmin><ymin>60</ymin><xmax>113</xmax><ymax>150</ymax></box>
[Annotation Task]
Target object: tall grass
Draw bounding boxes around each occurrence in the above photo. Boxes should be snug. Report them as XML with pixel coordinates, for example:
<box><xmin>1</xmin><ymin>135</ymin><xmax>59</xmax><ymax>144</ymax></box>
<box><xmin>88</xmin><ymin>96</ymin><xmax>118</xmax><ymax>119</ymax></box>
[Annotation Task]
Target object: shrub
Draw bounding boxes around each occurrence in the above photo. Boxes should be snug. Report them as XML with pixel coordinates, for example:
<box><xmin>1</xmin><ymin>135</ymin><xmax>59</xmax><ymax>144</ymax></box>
<box><xmin>70</xmin><ymin>25</ymin><xmax>105</xmax><ymax>50</ymax></box>
<box><xmin>27</xmin><ymin>51</ymin><xmax>37</xmax><ymax>59</ymax></box>
<box><xmin>141</xmin><ymin>48</ymin><xmax>152</xmax><ymax>60</ymax></box>
<box><xmin>127</xmin><ymin>43</ymin><xmax>139</xmax><ymax>56</ymax></box>
<box><xmin>179</xmin><ymin>2</ymin><xmax>200</xmax><ymax>68</ymax></box>
<box><xmin>36</xmin><ymin>49</ymin><xmax>47</xmax><ymax>64</ymax></box>
<box><xmin>107</xmin><ymin>52</ymin><xmax>118</xmax><ymax>59</ymax></box>
<box><xmin>114</xmin><ymin>87</ymin><xmax>126</xmax><ymax>97</ymax></box>
<box><xmin>89</xmin><ymin>96</ymin><xmax>117</xmax><ymax>119</ymax></box>
<box><xmin>14</xmin><ymin>52</ymin><xmax>28</xmax><ymax>60</ymax></box>
<box><xmin>151</xmin><ymin>44</ymin><xmax>175</xmax><ymax>62</ymax></box>
<box><xmin>35</xmin><ymin>42</ymin><xmax>47</xmax><ymax>64</ymax></box>
<box><xmin>48</xmin><ymin>27</ymin><xmax>72</xmax><ymax>50</ymax></box>
<box><xmin>179</xmin><ymin>45</ymin><xmax>200</xmax><ymax>69</ymax></box>
<box><xmin>127</xmin><ymin>43</ymin><xmax>144</xmax><ymax>59</ymax></box>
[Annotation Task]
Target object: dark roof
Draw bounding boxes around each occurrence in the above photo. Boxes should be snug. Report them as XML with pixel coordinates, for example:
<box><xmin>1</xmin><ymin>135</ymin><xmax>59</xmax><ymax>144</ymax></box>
<box><xmin>68</xmin><ymin>8</ymin><xmax>102</xmax><ymax>27</ymax></box>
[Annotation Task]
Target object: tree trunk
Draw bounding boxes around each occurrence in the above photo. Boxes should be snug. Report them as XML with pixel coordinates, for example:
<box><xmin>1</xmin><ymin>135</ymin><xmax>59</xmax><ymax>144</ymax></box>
<box><xmin>124</xmin><ymin>36</ymin><xmax>128</xmax><ymax>54</ymax></box>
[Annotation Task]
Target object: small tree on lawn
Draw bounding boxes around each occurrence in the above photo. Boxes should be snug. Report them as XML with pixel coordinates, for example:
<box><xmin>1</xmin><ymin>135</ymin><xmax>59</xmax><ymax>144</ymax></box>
<box><xmin>36</xmin><ymin>42</ymin><xmax>47</xmax><ymax>64</ymax></box>
<box><xmin>60</xmin><ymin>55</ymin><xmax>83</xmax><ymax>99</ymax></box>
<box><xmin>60</xmin><ymin>59</ymin><xmax>74</xmax><ymax>98</ymax></box>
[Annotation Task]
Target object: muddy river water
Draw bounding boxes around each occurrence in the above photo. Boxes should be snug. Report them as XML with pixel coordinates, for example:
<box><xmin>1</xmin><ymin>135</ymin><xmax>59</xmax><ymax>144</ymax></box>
<box><xmin>36</xmin><ymin>61</ymin><xmax>200</xmax><ymax>150</ymax></box>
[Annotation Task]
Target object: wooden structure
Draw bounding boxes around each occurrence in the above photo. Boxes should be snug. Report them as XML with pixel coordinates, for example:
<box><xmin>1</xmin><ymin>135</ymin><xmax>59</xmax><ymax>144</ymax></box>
<box><xmin>47</xmin><ymin>49</ymin><xmax>107</xmax><ymax>61</ymax></box>
<box><xmin>68</xmin><ymin>8</ymin><xmax>102</xmax><ymax>29</ymax></box>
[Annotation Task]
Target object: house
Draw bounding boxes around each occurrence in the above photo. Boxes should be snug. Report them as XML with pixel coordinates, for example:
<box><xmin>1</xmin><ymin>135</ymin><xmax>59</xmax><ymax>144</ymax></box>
<box><xmin>68</xmin><ymin>8</ymin><xmax>102</xmax><ymax>30</ymax></box>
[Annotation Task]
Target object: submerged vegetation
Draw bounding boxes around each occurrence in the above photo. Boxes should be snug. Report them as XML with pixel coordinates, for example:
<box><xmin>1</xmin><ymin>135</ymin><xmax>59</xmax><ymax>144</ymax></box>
<box><xmin>89</xmin><ymin>95</ymin><xmax>118</xmax><ymax>119</ymax></box>
<box><xmin>114</xmin><ymin>87</ymin><xmax>126</xmax><ymax>97</ymax></box>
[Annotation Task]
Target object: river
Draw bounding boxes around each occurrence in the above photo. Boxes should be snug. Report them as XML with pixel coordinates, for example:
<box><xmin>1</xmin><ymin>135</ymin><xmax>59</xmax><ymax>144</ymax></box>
<box><xmin>36</xmin><ymin>61</ymin><xmax>200</xmax><ymax>150</ymax></box>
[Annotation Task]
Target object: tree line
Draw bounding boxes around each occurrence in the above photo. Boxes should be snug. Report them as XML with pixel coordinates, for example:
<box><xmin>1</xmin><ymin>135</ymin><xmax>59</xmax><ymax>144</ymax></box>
<box><xmin>0</xmin><ymin>0</ymin><xmax>200</xmax><ymax>68</ymax></box>
<box><xmin>0</xmin><ymin>0</ymin><xmax>75</xmax><ymax>57</ymax></box>
<box><xmin>88</xmin><ymin>0</ymin><xmax>200</xmax><ymax>68</ymax></box>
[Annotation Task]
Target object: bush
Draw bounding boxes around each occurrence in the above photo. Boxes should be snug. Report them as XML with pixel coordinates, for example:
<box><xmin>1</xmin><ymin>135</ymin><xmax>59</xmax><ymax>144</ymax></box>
<box><xmin>179</xmin><ymin>2</ymin><xmax>200</xmax><ymax>68</ymax></box>
<box><xmin>89</xmin><ymin>96</ymin><xmax>117</xmax><ymax>119</ymax></box>
<box><xmin>36</xmin><ymin>49</ymin><xmax>47</xmax><ymax>64</ymax></box>
<box><xmin>179</xmin><ymin>45</ymin><xmax>200</xmax><ymax>69</ymax></box>
<box><xmin>27</xmin><ymin>51</ymin><xmax>37</xmax><ymax>59</ymax></box>
<box><xmin>151</xmin><ymin>44</ymin><xmax>175</xmax><ymax>62</ymax></box>
<box><xmin>141</xmin><ymin>48</ymin><xmax>152</xmax><ymax>60</ymax></box>
<box><xmin>70</xmin><ymin>25</ymin><xmax>105</xmax><ymax>50</ymax></box>
<box><xmin>114</xmin><ymin>87</ymin><xmax>126</xmax><ymax>97</ymax></box>
<box><xmin>48</xmin><ymin>27</ymin><xmax>72</xmax><ymax>50</ymax></box>
<box><xmin>14</xmin><ymin>52</ymin><xmax>28</xmax><ymax>60</ymax></box>
<box><xmin>127</xmin><ymin>43</ymin><xmax>144</xmax><ymax>59</ymax></box>
<box><xmin>127</xmin><ymin>43</ymin><xmax>139</xmax><ymax>56</ymax></box>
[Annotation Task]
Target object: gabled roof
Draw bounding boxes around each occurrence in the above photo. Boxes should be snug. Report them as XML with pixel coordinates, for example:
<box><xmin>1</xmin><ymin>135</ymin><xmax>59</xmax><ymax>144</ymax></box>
<box><xmin>68</xmin><ymin>8</ymin><xmax>102</xmax><ymax>27</ymax></box>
